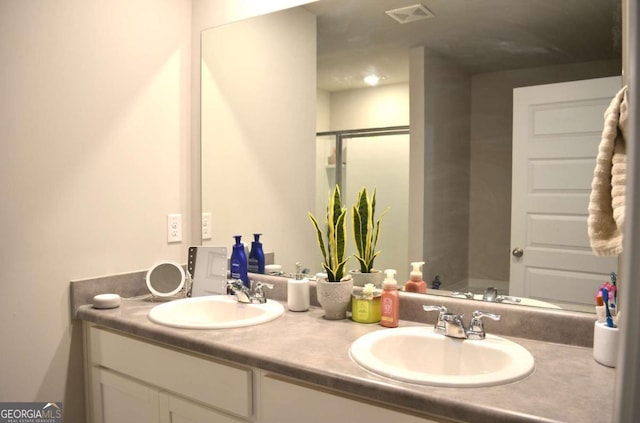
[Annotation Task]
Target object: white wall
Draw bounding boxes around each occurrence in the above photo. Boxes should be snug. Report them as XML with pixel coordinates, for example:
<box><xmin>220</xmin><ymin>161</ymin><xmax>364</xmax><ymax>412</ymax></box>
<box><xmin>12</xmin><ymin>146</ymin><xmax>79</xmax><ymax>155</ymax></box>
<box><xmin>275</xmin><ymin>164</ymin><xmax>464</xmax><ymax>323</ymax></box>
<box><xmin>0</xmin><ymin>0</ymin><xmax>191</xmax><ymax>421</ymax></box>
<box><xmin>200</xmin><ymin>7</ymin><xmax>317</xmax><ymax>274</ymax></box>
<box><xmin>191</xmin><ymin>0</ymin><xmax>317</xmax><ymax>29</ymax></box>
<box><xmin>190</xmin><ymin>1</ymin><xmax>319</xmax><ymax>244</ymax></box>
<box><xmin>329</xmin><ymin>83</ymin><xmax>409</xmax><ymax>130</ymax></box>
<box><xmin>316</xmin><ymin>89</ymin><xmax>331</xmax><ymax>132</ymax></box>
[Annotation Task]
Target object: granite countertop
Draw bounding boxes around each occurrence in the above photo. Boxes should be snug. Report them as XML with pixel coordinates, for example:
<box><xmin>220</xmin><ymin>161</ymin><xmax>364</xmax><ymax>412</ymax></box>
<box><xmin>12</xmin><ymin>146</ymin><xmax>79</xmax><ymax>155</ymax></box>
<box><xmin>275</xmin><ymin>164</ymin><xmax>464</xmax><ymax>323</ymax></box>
<box><xmin>76</xmin><ymin>297</ymin><xmax>615</xmax><ymax>423</ymax></box>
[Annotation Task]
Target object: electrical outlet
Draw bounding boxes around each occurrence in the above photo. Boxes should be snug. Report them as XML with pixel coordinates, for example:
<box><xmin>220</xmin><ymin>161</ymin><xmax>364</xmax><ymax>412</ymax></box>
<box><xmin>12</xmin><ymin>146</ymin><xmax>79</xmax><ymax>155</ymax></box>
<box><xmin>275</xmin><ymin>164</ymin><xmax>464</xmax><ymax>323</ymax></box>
<box><xmin>202</xmin><ymin>212</ymin><xmax>212</xmax><ymax>240</ymax></box>
<box><xmin>167</xmin><ymin>214</ymin><xmax>182</xmax><ymax>243</ymax></box>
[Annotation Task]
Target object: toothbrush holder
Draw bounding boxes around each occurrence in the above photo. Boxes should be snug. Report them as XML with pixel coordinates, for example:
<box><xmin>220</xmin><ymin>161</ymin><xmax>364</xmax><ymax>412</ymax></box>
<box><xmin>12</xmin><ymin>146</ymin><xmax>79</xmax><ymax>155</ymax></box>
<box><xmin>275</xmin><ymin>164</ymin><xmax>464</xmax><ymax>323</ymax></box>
<box><xmin>593</xmin><ymin>321</ymin><xmax>620</xmax><ymax>368</ymax></box>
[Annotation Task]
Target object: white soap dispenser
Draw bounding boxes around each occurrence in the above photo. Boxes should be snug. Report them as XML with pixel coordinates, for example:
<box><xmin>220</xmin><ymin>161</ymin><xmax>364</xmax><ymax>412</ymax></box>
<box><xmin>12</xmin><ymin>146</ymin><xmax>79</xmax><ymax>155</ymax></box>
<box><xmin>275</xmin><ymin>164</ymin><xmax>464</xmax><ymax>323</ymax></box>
<box><xmin>288</xmin><ymin>262</ymin><xmax>309</xmax><ymax>311</ymax></box>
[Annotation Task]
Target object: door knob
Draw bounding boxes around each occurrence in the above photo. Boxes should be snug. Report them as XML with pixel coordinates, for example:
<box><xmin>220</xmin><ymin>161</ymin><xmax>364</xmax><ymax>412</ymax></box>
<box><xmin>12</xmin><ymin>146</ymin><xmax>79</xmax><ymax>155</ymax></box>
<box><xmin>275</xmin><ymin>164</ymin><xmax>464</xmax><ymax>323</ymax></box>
<box><xmin>512</xmin><ymin>248</ymin><xmax>524</xmax><ymax>258</ymax></box>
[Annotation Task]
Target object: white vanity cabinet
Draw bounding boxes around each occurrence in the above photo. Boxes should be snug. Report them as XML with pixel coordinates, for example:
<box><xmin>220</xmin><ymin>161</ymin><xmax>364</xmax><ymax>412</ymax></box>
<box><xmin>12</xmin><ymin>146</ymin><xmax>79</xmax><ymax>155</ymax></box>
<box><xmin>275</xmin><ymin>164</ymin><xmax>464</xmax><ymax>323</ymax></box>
<box><xmin>84</xmin><ymin>324</ymin><xmax>253</xmax><ymax>423</ymax></box>
<box><xmin>84</xmin><ymin>323</ymin><xmax>445</xmax><ymax>423</ymax></box>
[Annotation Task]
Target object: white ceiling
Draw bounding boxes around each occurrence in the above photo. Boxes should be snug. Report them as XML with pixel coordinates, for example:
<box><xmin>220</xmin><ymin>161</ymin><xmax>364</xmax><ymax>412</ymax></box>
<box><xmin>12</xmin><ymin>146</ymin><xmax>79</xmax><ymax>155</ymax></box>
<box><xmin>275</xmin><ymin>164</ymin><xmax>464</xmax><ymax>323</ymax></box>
<box><xmin>305</xmin><ymin>0</ymin><xmax>622</xmax><ymax>92</ymax></box>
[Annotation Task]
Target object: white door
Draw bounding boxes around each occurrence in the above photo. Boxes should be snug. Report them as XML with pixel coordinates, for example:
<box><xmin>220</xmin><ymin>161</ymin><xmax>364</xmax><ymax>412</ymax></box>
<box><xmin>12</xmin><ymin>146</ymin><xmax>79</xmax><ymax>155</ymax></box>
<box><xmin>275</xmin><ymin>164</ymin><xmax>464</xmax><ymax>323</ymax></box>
<box><xmin>510</xmin><ymin>76</ymin><xmax>621</xmax><ymax>305</ymax></box>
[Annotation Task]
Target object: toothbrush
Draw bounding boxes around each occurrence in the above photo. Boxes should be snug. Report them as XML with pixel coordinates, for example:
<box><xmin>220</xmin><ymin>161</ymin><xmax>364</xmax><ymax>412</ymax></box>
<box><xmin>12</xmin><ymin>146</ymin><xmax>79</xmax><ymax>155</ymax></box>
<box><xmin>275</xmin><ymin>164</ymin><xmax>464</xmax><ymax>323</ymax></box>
<box><xmin>602</xmin><ymin>287</ymin><xmax>615</xmax><ymax>328</ymax></box>
<box><xmin>610</xmin><ymin>272</ymin><xmax>617</xmax><ymax>307</ymax></box>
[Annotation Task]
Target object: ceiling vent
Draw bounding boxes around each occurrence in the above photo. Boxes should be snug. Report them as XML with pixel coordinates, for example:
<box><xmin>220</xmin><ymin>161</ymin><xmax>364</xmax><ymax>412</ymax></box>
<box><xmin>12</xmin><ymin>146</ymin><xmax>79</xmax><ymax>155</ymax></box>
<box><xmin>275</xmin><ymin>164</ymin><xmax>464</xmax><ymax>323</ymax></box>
<box><xmin>385</xmin><ymin>4</ymin><xmax>435</xmax><ymax>24</ymax></box>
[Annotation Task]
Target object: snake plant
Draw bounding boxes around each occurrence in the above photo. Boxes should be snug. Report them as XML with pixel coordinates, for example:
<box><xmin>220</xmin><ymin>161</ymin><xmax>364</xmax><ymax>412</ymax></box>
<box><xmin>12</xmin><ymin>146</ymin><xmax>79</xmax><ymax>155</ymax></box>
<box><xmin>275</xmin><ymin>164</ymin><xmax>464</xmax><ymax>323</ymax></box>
<box><xmin>351</xmin><ymin>187</ymin><xmax>389</xmax><ymax>273</ymax></box>
<box><xmin>308</xmin><ymin>185</ymin><xmax>350</xmax><ymax>282</ymax></box>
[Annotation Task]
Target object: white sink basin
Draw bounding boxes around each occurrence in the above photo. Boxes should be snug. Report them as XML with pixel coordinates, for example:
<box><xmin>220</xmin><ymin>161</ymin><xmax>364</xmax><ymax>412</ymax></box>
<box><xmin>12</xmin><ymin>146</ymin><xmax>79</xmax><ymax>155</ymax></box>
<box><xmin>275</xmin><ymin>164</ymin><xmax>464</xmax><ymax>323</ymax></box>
<box><xmin>473</xmin><ymin>295</ymin><xmax>561</xmax><ymax>309</ymax></box>
<box><xmin>350</xmin><ymin>326</ymin><xmax>535</xmax><ymax>387</ymax></box>
<box><xmin>148</xmin><ymin>295</ymin><xmax>285</xmax><ymax>329</ymax></box>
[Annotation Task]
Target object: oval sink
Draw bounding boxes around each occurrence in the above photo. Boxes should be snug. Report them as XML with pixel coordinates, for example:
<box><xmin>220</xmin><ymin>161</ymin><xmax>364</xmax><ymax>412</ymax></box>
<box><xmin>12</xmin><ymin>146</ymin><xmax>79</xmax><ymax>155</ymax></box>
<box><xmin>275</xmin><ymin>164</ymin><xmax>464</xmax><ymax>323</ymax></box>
<box><xmin>148</xmin><ymin>295</ymin><xmax>285</xmax><ymax>329</ymax></box>
<box><xmin>350</xmin><ymin>326</ymin><xmax>534</xmax><ymax>387</ymax></box>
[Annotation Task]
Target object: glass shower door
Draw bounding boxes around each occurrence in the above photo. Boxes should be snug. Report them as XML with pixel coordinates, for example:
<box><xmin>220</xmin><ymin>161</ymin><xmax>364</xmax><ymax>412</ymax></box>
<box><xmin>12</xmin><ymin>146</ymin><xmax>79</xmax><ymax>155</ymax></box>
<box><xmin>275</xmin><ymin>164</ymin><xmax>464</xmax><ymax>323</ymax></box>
<box><xmin>315</xmin><ymin>128</ymin><xmax>410</xmax><ymax>280</ymax></box>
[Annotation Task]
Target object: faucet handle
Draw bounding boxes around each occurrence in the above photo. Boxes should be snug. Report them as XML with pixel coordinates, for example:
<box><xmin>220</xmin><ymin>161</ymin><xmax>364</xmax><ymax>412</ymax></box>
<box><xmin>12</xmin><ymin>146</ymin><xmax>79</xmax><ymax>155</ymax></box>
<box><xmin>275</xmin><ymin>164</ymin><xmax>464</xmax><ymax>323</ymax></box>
<box><xmin>496</xmin><ymin>295</ymin><xmax>521</xmax><ymax>303</ymax></box>
<box><xmin>472</xmin><ymin>310</ymin><xmax>501</xmax><ymax>321</ymax></box>
<box><xmin>252</xmin><ymin>281</ymin><xmax>274</xmax><ymax>290</ymax></box>
<box><xmin>422</xmin><ymin>305</ymin><xmax>447</xmax><ymax>313</ymax></box>
<box><xmin>451</xmin><ymin>291</ymin><xmax>473</xmax><ymax>299</ymax></box>
<box><xmin>422</xmin><ymin>305</ymin><xmax>447</xmax><ymax>335</ymax></box>
<box><xmin>227</xmin><ymin>279</ymin><xmax>244</xmax><ymax>293</ymax></box>
<box><xmin>468</xmin><ymin>310</ymin><xmax>501</xmax><ymax>340</ymax></box>
<box><xmin>252</xmin><ymin>281</ymin><xmax>273</xmax><ymax>303</ymax></box>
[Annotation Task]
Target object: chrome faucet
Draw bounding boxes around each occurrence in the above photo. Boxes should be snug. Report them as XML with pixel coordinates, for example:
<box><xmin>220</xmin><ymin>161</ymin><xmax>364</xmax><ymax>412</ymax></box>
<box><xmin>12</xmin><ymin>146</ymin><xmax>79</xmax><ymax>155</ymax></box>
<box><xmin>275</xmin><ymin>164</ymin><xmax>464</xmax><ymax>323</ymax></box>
<box><xmin>423</xmin><ymin>305</ymin><xmax>501</xmax><ymax>340</ymax></box>
<box><xmin>442</xmin><ymin>313</ymin><xmax>468</xmax><ymax>338</ymax></box>
<box><xmin>482</xmin><ymin>287</ymin><xmax>521</xmax><ymax>304</ymax></box>
<box><xmin>226</xmin><ymin>279</ymin><xmax>273</xmax><ymax>304</ymax></box>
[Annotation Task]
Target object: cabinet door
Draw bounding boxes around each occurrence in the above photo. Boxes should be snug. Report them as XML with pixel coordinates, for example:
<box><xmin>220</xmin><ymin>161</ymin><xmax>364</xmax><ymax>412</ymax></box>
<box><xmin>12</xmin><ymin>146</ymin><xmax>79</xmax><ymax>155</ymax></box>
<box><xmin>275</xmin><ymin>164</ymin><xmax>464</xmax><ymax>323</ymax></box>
<box><xmin>159</xmin><ymin>393</ymin><xmax>246</xmax><ymax>423</ymax></box>
<box><xmin>93</xmin><ymin>368</ymin><xmax>160</xmax><ymax>423</ymax></box>
<box><xmin>88</xmin><ymin>325</ymin><xmax>253</xmax><ymax>418</ymax></box>
<box><xmin>261</xmin><ymin>373</ymin><xmax>441</xmax><ymax>423</ymax></box>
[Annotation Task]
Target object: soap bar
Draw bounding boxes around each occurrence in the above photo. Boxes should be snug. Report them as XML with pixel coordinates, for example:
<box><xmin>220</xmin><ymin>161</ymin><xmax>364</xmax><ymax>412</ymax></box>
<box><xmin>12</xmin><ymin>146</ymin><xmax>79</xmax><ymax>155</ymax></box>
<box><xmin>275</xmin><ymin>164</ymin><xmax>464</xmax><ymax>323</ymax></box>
<box><xmin>93</xmin><ymin>293</ymin><xmax>121</xmax><ymax>309</ymax></box>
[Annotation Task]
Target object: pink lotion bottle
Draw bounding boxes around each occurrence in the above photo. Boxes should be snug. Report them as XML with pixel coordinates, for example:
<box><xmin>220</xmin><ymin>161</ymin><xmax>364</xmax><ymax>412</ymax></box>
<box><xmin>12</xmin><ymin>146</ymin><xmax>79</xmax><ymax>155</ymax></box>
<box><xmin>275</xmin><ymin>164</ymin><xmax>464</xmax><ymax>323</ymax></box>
<box><xmin>380</xmin><ymin>269</ymin><xmax>399</xmax><ymax>328</ymax></box>
<box><xmin>404</xmin><ymin>261</ymin><xmax>427</xmax><ymax>293</ymax></box>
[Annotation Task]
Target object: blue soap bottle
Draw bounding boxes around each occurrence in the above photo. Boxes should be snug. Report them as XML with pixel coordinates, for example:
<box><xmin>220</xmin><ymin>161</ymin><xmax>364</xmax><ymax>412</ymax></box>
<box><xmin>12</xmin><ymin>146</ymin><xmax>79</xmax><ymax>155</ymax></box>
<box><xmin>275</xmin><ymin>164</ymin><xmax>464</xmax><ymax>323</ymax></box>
<box><xmin>248</xmin><ymin>233</ymin><xmax>265</xmax><ymax>274</ymax></box>
<box><xmin>230</xmin><ymin>235</ymin><xmax>249</xmax><ymax>287</ymax></box>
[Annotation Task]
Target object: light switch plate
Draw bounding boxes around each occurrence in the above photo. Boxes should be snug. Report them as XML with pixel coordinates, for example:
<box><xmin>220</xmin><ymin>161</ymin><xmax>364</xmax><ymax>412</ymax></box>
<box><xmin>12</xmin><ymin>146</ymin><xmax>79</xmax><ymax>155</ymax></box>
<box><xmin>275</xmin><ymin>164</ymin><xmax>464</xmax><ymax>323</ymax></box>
<box><xmin>202</xmin><ymin>212</ymin><xmax>212</xmax><ymax>240</ymax></box>
<box><xmin>167</xmin><ymin>214</ymin><xmax>182</xmax><ymax>243</ymax></box>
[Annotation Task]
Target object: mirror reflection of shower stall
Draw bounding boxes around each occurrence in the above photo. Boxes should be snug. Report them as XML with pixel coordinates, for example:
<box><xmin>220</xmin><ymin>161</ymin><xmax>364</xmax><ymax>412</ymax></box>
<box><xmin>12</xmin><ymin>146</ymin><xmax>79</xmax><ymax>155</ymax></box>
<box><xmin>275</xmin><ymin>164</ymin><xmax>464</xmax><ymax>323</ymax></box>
<box><xmin>315</xmin><ymin>126</ymin><xmax>411</xmax><ymax>281</ymax></box>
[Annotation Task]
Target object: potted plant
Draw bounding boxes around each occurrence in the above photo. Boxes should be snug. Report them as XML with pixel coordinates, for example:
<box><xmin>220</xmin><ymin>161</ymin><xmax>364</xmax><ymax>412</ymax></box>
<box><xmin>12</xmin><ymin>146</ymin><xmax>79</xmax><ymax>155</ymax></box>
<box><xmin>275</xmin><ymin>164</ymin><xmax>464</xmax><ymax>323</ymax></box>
<box><xmin>308</xmin><ymin>185</ymin><xmax>353</xmax><ymax>319</ymax></box>
<box><xmin>350</xmin><ymin>187</ymin><xmax>389</xmax><ymax>287</ymax></box>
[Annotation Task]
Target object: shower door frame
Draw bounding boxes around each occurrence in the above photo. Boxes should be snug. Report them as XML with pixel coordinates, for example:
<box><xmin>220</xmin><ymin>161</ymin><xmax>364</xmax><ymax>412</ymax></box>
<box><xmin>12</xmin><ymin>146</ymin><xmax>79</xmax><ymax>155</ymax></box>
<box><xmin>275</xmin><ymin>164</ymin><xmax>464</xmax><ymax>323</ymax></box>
<box><xmin>316</xmin><ymin>125</ymin><xmax>410</xmax><ymax>192</ymax></box>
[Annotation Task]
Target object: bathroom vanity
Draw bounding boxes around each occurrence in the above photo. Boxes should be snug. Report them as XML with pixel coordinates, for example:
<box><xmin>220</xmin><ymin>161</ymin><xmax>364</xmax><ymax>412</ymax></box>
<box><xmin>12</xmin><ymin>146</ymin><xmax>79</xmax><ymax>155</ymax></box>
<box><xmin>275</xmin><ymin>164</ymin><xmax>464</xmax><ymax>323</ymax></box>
<box><xmin>73</xmin><ymin>274</ymin><xmax>614</xmax><ymax>423</ymax></box>
<box><xmin>84</xmin><ymin>323</ymin><xmax>437</xmax><ymax>423</ymax></box>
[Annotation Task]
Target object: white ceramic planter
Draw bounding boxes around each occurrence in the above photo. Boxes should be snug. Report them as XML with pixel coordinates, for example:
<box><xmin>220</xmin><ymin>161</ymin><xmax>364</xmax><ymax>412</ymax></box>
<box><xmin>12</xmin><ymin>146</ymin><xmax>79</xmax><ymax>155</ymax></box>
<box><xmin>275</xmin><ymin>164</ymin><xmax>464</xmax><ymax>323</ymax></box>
<box><xmin>350</xmin><ymin>269</ymin><xmax>385</xmax><ymax>288</ymax></box>
<box><xmin>316</xmin><ymin>278</ymin><xmax>354</xmax><ymax>320</ymax></box>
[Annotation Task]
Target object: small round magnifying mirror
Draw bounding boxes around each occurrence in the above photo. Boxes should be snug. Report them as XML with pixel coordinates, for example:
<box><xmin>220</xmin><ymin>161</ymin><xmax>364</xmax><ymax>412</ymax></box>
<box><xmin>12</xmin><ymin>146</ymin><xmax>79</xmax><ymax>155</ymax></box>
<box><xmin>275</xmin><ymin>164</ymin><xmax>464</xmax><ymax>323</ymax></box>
<box><xmin>146</xmin><ymin>261</ymin><xmax>185</xmax><ymax>298</ymax></box>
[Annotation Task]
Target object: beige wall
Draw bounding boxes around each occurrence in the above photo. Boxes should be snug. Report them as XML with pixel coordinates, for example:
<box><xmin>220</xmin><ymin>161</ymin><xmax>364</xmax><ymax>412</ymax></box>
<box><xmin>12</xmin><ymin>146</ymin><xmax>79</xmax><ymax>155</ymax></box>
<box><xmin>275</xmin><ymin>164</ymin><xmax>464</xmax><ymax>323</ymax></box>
<box><xmin>329</xmin><ymin>83</ymin><xmax>410</xmax><ymax>130</ymax></box>
<box><xmin>418</xmin><ymin>48</ymin><xmax>472</xmax><ymax>287</ymax></box>
<box><xmin>200</xmin><ymin>7</ymin><xmax>317</xmax><ymax>274</ymax></box>
<box><xmin>0</xmin><ymin>0</ymin><xmax>191</xmax><ymax>421</ymax></box>
<box><xmin>190</xmin><ymin>0</ymin><xmax>319</xmax><ymax>243</ymax></box>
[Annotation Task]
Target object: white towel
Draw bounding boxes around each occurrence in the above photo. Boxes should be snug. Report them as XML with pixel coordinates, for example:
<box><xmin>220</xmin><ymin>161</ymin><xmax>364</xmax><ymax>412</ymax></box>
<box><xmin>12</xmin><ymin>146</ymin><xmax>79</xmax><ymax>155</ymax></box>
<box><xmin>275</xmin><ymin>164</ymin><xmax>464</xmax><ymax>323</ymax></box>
<box><xmin>588</xmin><ymin>86</ymin><xmax>628</xmax><ymax>256</ymax></box>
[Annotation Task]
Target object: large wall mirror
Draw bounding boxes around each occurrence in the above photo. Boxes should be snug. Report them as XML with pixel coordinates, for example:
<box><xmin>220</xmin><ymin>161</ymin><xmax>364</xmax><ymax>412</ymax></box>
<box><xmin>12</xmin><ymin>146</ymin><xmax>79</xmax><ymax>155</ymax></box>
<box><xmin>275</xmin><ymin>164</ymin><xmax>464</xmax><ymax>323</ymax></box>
<box><xmin>200</xmin><ymin>0</ymin><xmax>622</xmax><ymax>313</ymax></box>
